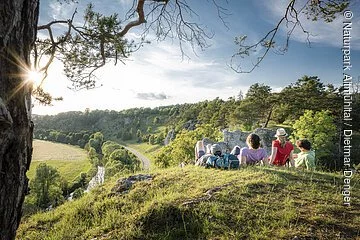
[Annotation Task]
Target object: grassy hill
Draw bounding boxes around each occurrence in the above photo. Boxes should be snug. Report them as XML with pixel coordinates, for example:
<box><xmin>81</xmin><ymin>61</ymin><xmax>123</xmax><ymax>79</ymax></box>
<box><xmin>28</xmin><ymin>140</ymin><xmax>91</xmax><ymax>181</ymax></box>
<box><xmin>18</xmin><ymin>166</ymin><xmax>360</xmax><ymax>240</ymax></box>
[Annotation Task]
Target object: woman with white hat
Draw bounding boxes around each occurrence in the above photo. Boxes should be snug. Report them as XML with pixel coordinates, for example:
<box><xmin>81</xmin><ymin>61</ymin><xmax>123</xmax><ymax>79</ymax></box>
<box><xmin>269</xmin><ymin>128</ymin><xmax>294</xmax><ymax>167</ymax></box>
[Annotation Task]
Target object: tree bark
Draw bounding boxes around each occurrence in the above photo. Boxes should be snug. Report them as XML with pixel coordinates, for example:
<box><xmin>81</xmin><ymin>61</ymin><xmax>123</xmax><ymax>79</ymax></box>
<box><xmin>0</xmin><ymin>0</ymin><xmax>39</xmax><ymax>239</ymax></box>
<box><xmin>263</xmin><ymin>106</ymin><xmax>273</xmax><ymax>128</ymax></box>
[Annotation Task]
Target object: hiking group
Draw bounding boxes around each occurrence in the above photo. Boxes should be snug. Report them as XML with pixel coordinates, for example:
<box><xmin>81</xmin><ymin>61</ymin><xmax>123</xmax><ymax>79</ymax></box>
<box><xmin>195</xmin><ymin>128</ymin><xmax>316</xmax><ymax>171</ymax></box>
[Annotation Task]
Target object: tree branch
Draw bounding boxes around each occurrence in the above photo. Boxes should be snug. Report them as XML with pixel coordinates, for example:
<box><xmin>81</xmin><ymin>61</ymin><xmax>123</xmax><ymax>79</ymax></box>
<box><xmin>230</xmin><ymin>0</ymin><xmax>347</xmax><ymax>73</ymax></box>
<box><xmin>31</xmin><ymin>0</ymin><xmax>228</xmax><ymax>94</ymax></box>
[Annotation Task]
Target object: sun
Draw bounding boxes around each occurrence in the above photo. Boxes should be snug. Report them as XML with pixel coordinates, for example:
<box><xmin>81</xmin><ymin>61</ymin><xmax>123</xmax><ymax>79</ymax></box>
<box><xmin>26</xmin><ymin>69</ymin><xmax>44</xmax><ymax>88</ymax></box>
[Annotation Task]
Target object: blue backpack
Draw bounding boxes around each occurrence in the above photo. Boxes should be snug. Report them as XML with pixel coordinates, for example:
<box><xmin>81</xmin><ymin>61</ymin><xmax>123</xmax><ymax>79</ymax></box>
<box><xmin>223</xmin><ymin>154</ymin><xmax>240</xmax><ymax>169</ymax></box>
<box><xmin>205</xmin><ymin>154</ymin><xmax>239</xmax><ymax>169</ymax></box>
<box><xmin>205</xmin><ymin>156</ymin><xmax>219</xmax><ymax>168</ymax></box>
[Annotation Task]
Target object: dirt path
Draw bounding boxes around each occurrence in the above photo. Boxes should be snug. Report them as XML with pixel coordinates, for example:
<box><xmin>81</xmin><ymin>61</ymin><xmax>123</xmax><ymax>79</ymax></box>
<box><xmin>123</xmin><ymin>146</ymin><xmax>150</xmax><ymax>171</ymax></box>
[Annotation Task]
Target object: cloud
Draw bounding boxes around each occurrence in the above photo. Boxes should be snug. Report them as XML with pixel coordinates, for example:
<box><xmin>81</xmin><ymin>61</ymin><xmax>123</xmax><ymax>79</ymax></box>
<box><xmin>48</xmin><ymin>1</ymin><xmax>77</xmax><ymax>20</ymax></box>
<box><xmin>127</xmin><ymin>40</ymin><xmax>242</xmax><ymax>90</ymax></box>
<box><xmin>257</xmin><ymin>0</ymin><xmax>360</xmax><ymax>50</ymax></box>
<box><xmin>136</xmin><ymin>92</ymin><xmax>170</xmax><ymax>100</ymax></box>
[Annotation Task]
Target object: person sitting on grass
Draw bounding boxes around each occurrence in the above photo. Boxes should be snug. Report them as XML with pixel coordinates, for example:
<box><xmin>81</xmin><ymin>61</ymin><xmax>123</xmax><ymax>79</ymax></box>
<box><xmin>195</xmin><ymin>143</ymin><xmax>213</xmax><ymax>166</ymax></box>
<box><xmin>239</xmin><ymin>133</ymin><xmax>269</xmax><ymax>166</ymax></box>
<box><xmin>269</xmin><ymin>128</ymin><xmax>294</xmax><ymax>167</ymax></box>
<box><xmin>293</xmin><ymin>139</ymin><xmax>316</xmax><ymax>171</ymax></box>
<box><xmin>194</xmin><ymin>139</ymin><xmax>205</xmax><ymax>162</ymax></box>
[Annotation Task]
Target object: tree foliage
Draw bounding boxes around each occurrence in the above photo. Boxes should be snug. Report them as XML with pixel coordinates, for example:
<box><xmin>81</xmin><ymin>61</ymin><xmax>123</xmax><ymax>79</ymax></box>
<box><xmin>292</xmin><ymin>110</ymin><xmax>337</xmax><ymax>169</ymax></box>
<box><xmin>30</xmin><ymin>163</ymin><xmax>64</xmax><ymax>209</ymax></box>
<box><xmin>33</xmin><ymin>76</ymin><xmax>345</xmax><ymax>143</ymax></box>
<box><xmin>230</xmin><ymin>84</ymin><xmax>273</xmax><ymax>130</ymax></box>
<box><xmin>278</xmin><ymin>76</ymin><xmax>342</xmax><ymax>121</ymax></box>
<box><xmin>154</xmin><ymin>124</ymin><xmax>222</xmax><ymax>167</ymax></box>
<box><xmin>105</xmin><ymin>148</ymin><xmax>141</xmax><ymax>178</ymax></box>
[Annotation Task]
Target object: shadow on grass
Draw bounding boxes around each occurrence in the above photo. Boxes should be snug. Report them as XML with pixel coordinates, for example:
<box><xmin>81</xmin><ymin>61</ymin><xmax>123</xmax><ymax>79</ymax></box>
<box><xmin>294</xmin><ymin>216</ymin><xmax>360</xmax><ymax>239</ymax></box>
<box><xmin>140</xmin><ymin>204</ymin><xmax>205</xmax><ymax>240</ymax></box>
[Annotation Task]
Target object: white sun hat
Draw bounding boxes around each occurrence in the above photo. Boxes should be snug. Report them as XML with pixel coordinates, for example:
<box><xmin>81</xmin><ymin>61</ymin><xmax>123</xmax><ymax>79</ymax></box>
<box><xmin>274</xmin><ymin>128</ymin><xmax>288</xmax><ymax>137</ymax></box>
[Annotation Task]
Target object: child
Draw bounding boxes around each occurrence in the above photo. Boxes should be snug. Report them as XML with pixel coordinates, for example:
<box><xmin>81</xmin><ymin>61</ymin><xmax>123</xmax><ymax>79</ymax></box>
<box><xmin>194</xmin><ymin>140</ymin><xmax>205</xmax><ymax>161</ymax></box>
<box><xmin>294</xmin><ymin>139</ymin><xmax>315</xmax><ymax>170</ymax></box>
<box><xmin>239</xmin><ymin>133</ymin><xmax>268</xmax><ymax>166</ymax></box>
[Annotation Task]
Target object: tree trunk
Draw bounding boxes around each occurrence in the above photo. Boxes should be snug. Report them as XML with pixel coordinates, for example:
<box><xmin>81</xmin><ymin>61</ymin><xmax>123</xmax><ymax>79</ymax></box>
<box><xmin>263</xmin><ymin>105</ymin><xmax>273</xmax><ymax>128</ymax></box>
<box><xmin>0</xmin><ymin>0</ymin><xmax>39</xmax><ymax>239</ymax></box>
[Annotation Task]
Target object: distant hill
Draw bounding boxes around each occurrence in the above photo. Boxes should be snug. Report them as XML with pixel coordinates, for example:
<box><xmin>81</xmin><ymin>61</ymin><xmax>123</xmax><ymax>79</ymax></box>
<box><xmin>32</xmin><ymin>105</ymin><xmax>189</xmax><ymax>141</ymax></box>
<box><xmin>18</xmin><ymin>166</ymin><xmax>360</xmax><ymax>239</ymax></box>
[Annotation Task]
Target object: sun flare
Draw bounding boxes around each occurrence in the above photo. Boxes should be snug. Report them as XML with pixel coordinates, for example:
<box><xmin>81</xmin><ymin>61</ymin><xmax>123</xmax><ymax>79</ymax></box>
<box><xmin>26</xmin><ymin>69</ymin><xmax>44</xmax><ymax>88</ymax></box>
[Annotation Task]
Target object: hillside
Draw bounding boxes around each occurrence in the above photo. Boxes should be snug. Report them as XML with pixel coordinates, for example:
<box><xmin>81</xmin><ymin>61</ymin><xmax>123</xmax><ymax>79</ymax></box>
<box><xmin>17</xmin><ymin>166</ymin><xmax>360</xmax><ymax>240</ymax></box>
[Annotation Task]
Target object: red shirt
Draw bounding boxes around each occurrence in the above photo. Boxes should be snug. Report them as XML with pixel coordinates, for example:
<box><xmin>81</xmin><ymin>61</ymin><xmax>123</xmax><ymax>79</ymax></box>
<box><xmin>272</xmin><ymin>140</ymin><xmax>294</xmax><ymax>166</ymax></box>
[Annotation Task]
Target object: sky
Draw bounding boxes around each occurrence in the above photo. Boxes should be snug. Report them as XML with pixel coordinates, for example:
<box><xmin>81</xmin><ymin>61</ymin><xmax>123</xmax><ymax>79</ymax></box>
<box><xmin>32</xmin><ymin>0</ymin><xmax>360</xmax><ymax>115</ymax></box>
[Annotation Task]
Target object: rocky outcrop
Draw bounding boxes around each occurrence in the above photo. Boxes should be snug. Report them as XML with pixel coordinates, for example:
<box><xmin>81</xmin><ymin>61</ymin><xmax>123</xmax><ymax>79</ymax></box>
<box><xmin>111</xmin><ymin>174</ymin><xmax>153</xmax><ymax>195</ymax></box>
<box><xmin>164</xmin><ymin>129</ymin><xmax>175</xmax><ymax>146</ymax></box>
<box><xmin>86</xmin><ymin>166</ymin><xmax>105</xmax><ymax>192</ymax></box>
<box><xmin>182</xmin><ymin>120</ymin><xmax>199</xmax><ymax>131</ymax></box>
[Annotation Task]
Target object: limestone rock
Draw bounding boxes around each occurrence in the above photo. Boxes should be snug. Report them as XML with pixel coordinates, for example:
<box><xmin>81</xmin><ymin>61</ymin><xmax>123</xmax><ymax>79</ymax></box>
<box><xmin>182</xmin><ymin>120</ymin><xmax>199</xmax><ymax>131</ymax></box>
<box><xmin>111</xmin><ymin>174</ymin><xmax>153</xmax><ymax>195</ymax></box>
<box><xmin>164</xmin><ymin>129</ymin><xmax>175</xmax><ymax>145</ymax></box>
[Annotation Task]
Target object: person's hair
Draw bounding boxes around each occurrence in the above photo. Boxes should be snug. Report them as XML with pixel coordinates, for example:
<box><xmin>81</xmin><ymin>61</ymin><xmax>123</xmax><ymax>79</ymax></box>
<box><xmin>296</xmin><ymin>139</ymin><xmax>311</xmax><ymax>150</ymax></box>
<box><xmin>246</xmin><ymin>133</ymin><xmax>261</xmax><ymax>149</ymax></box>
<box><xmin>277</xmin><ymin>135</ymin><xmax>287</xmax><ymax>147</ymax></box>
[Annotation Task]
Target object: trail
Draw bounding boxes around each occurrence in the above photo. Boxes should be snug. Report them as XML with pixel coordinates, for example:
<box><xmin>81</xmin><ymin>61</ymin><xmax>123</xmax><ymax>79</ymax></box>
<box><xmin>123</xmin><ymin>146</ymin><xmax>150</xmax><ymax>171</ymax></box>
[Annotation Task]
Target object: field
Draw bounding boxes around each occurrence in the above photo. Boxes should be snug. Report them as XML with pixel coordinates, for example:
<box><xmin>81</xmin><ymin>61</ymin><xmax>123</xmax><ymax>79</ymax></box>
<box><xmin>28</xmin><ymin>140</ymin><xmax>91</xmax><ymax>181</ymax></box>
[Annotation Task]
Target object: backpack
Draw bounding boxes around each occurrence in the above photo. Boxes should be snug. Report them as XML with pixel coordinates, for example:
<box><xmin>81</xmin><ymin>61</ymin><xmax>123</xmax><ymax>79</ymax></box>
<box><xmin>205</xmin><ymin>154</ymin><xmax>239</xmax><ymax>169</ymax></box>
<box><xmin>205</xmin><ymin>155</ymin><xmax>219</xmax><ymax>168</ymax></box>
<box><xmin>223</xmin><ymin>153</ymin><xmax>240</xmax><ymax>169</ymax></box>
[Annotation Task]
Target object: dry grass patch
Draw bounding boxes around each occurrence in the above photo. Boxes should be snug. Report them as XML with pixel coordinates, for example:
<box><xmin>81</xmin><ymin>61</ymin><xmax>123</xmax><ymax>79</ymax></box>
<box><xmin>28</xmin><ymin>140</ymin><xmax>91</xmax><ymax>181</ymax></box>
<box><xmin>32</xmin><ymin>140</ymin><xmax>87</xmax><ymax>161</ymax></box>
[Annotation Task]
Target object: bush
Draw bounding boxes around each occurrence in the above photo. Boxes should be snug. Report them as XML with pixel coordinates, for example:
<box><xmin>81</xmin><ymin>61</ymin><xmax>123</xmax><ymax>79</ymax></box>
<box><xmin>292</xmin><ymin>110</ymin><xmax>337</xmax><ymax>170</ymax></box>
<box><xmin>154</xmin><ymin>124</ymin><xmax>222</xmax><ymax>167</ymax></box>
<box><xmin>72</xmin><ymin>188</ymin><xmax>84</xmax><ymax>200</ymax></box>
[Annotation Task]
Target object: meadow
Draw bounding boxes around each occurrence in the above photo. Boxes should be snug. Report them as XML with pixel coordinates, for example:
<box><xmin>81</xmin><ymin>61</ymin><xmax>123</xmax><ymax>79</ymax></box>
<box><xmin>28</xmin><ymin>140</ymin><xmax>91</xmax><ymax>181</ymax></box>
<box><xmin>18</xmin><ymin>166</ymin><xmax>360</xmax><ymax>240</ymax></box>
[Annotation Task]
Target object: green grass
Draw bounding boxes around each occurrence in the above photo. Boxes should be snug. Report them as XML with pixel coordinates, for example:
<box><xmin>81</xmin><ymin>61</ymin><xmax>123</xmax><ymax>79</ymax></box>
<box><xmin>29</xmin><ymin>140</ymin><xmax>91</xmax><ymax>182</ymax></box>
<box><xmin>28</xmin><ymin>160</ymin><xmax>92</xmax><ymax>182</ymax></box>
<box><xmin>18</xmin><ymin>166</ymin><xmax>360</xmax><ymax>240</ymax></box>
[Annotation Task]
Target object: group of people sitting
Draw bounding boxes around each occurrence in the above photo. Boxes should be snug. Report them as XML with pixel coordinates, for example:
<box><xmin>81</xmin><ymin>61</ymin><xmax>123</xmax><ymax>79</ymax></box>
<box><xmin>195</xmin><ymin>128</ymin><xmax>316</xmax><ymax>170</ymax></box>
